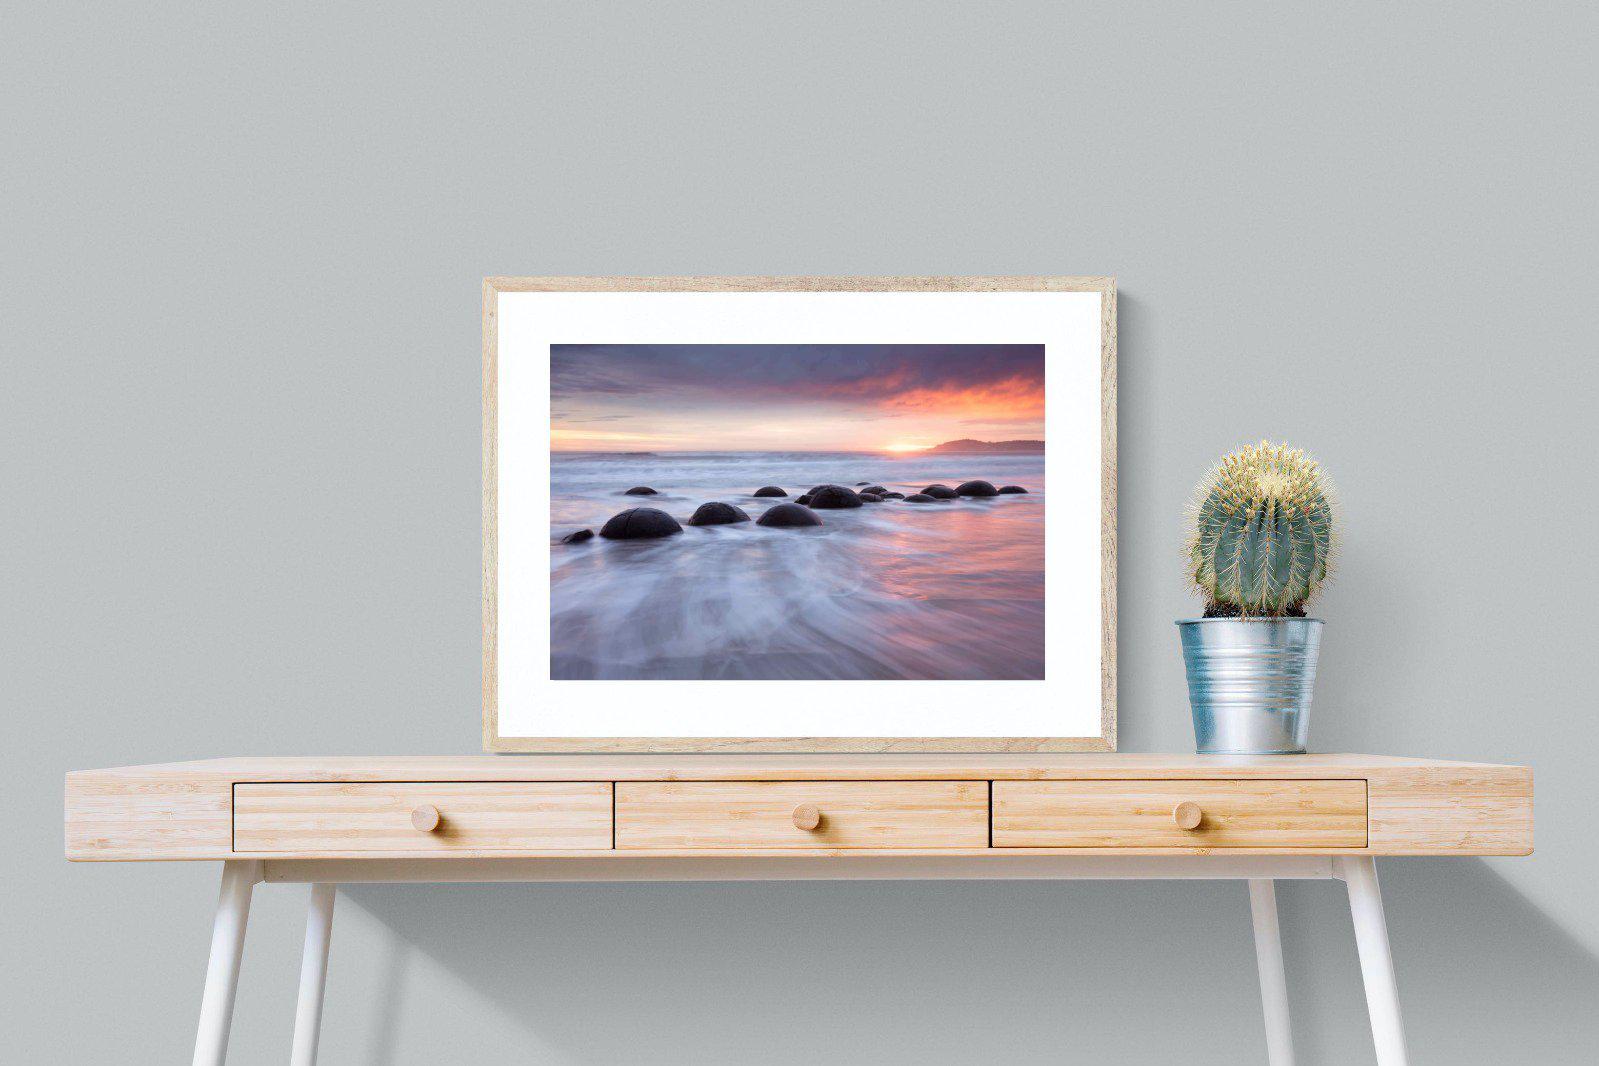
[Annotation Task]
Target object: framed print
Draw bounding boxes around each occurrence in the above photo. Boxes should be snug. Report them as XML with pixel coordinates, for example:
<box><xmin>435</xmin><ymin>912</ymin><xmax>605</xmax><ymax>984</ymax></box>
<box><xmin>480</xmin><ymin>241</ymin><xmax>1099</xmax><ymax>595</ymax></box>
<box><xmin>483</xmin><ymin>276</ymin><xmax>1116</xmax><ymax>752</ymax></box>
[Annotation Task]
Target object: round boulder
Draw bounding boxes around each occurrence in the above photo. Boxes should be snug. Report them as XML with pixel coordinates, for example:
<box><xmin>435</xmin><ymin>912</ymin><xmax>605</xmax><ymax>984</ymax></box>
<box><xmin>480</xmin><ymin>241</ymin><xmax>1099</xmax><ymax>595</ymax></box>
<box><xmin>623</xmin><ymin>486</ymin><xmax>658</xmax><ymax>496</ymax></box>
<box><xmin>956</xmin><ymin>480</ymin><xmax>999</xmax><ymax>497</ymax></box>
<box><xmin>599</xmin><ymin>507</ymin><xmax>683</xmax><ymax>540</ymax></box>
<box><xmin>687</xmin><ymin>501</ymin><xmax>750</xmax><ymax>526</ymax></box>
<box><xmin>998</xmin><ymin>485</ymin><xmax>1029</xmax><ymax>494</ymax></box>
<box><xmin>854</xmin><ymin>482</ymin><xmax>869</xmax><ymax>487</ymax></box>
<box><xmin>753</xmin><ymin>486</ymin><xmax>787</xmax><ymax>498</ymax></box>
<box><xmin>858</xmin><ymin>492</ymin><xmax>883</xmax><ymax>503</ymax></box>
<box><xmin>904</xmin><ymin>493</ymin><xmax>936</xmax><ymax>502</ymax></box>
<box><xmin>862</xmin><ymin>485</ymin><xmax>889</xmax><ymax>495</ymax></box>
<box><xmin>921</xmin><ymin>484</ymin><xmax>958</xmax><ymax>499</ymax></box>
<box><xmin>808</xmin><ymin>484</ymin><xmax>864</xmax><ymax>509</ymax></box>
<box><xmin>880</xmin><ymin>491</ymin><xmax>906</xmax><ymax>500</ymax></box>
<box><xmin>757</xmin><ymin>503</ymin><xmax>822</xmax><ymax>528</ymax></box>
<box><xmin>561</xmin><ymin>529</ymin><xmax>594</xmax><ymax>544</ymax></box>
<box><xmin>795</xmin><ymin>493</ymin><xmax>814</xmax><ymax>506</ymax></box>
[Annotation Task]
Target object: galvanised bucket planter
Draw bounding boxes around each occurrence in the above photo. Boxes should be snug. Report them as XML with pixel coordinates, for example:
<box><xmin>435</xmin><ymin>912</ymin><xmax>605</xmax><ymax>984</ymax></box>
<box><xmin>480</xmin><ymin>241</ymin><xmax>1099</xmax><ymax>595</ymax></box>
<box><xmin>1177</xmin><ymin>618</ymin><xmax>1323</xmax><ymax>754</ymax></box>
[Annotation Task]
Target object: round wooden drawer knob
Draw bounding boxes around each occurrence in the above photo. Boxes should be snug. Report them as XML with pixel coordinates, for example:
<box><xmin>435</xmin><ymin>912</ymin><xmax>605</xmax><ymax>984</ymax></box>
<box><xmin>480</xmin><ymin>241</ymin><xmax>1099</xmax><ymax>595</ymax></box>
<box><xmin>411</xmin><ymin>804</ymin><xmax>441</xmax><ymax>833</ymax></box>
<box><xmin>792</xmin><ymin>803</ymin><xmax>822</xmax><ymax>831</ymax></box>
<box><xmin>1172</xmin><ymin>801</ymin><xmax>1203</xmax><ymax>831</ymax></box>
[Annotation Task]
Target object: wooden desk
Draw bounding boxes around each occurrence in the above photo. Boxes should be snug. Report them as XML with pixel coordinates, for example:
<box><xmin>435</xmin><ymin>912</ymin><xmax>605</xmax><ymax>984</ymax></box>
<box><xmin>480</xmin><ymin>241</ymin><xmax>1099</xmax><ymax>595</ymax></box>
<box><xmin>66</xmin><ymin>754</ymin><xmax>1532</xmax><ymax>1066</ymax></box>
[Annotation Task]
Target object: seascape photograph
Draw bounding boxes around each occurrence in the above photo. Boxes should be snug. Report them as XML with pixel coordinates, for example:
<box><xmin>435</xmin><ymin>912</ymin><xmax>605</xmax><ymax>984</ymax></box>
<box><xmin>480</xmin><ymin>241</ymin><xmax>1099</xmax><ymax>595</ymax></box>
<box><xmin>549</xmin><ymin>344</ymin><xmax>1046</xmax><ymax>682</ymax></box>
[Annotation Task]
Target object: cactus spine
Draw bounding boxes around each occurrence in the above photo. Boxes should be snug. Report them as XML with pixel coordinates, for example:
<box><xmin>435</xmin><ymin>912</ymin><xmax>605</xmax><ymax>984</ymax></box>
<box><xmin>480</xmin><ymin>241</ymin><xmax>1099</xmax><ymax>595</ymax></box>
<box><xmin>1187</xmin><ymin>441</ymin><xmax>1335</xmax><ymax>617</ymax></box>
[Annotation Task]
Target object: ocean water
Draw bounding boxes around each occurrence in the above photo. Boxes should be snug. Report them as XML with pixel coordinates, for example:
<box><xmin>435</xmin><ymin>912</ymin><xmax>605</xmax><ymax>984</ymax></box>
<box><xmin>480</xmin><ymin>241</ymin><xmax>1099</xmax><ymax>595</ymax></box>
<box><xmin>550</xmin><ymin>451</ymin><xmax>1044</xmax><ymax>680</ymax></box>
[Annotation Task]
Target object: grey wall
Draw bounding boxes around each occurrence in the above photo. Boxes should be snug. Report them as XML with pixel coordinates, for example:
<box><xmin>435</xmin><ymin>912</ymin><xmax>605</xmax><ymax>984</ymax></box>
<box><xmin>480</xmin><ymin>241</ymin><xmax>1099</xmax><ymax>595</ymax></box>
<box><xmin>6</xmin><ymin>2</ymin><xmax>1596</xmax><ymax>1062</ymax></box>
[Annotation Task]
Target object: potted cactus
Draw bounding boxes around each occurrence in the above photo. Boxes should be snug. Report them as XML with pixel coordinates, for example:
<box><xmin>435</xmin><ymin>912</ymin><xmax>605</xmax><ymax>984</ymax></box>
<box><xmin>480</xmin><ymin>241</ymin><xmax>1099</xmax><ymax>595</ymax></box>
<box><xmin>1178</xmin><ymin>441</ymin><xmax>1337</xmax><ymax>754</ymax></box>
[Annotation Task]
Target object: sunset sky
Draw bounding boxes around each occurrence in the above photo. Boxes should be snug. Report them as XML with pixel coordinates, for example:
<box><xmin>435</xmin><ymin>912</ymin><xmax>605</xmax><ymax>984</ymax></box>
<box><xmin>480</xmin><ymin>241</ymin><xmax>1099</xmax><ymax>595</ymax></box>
<box><xmin>551</xmin><ymin>344</ymin><xmax>1044</xmax><ymax>453</ymax></box>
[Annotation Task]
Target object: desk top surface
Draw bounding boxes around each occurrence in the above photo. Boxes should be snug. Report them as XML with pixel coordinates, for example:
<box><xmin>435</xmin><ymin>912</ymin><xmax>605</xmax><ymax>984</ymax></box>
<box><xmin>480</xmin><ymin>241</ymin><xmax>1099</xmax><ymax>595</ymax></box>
<box><xmin>70</xmin><ymin>752</ymin><xmax>1526</xmax><ymax>782</ymax></box>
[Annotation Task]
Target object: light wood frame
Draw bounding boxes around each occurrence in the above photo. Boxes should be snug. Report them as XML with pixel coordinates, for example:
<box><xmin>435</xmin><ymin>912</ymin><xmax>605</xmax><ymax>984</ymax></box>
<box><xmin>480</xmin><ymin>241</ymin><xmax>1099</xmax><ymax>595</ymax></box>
<box><xmin>482</xmin><ymin>276</ymin><xmax>1117</xmax><ymax>753</ymax></box>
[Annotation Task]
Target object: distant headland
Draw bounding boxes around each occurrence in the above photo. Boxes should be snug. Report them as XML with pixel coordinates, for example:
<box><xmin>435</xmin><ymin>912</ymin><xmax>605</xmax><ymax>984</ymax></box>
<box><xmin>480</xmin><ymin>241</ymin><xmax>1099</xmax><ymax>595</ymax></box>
<box><xmin>923</xmin><ymin>438</ymin><xmax>1044</xmax><ymax>454</ymax></box>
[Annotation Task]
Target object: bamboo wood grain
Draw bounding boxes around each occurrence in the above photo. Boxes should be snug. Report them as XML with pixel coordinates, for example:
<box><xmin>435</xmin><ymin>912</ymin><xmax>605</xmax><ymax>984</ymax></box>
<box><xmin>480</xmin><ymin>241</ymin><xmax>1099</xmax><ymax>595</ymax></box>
<box><xmin>481</xmin><ymin>275</ymin><xmax>1116</xmax><ymax>753</ymax></box>
<box><xmin>233</xmin><ymin>783</ymin><xmax>612</xmax><ymax>854</ymax></box>
<box><xmin>64</xmin><ymin>774</ymin><xmax>233</xmax><ymax>860</ymax></box>
<box><xmin>1365</xmin><ymin>764</ymin><xmax>1533</xmax><ymax>854</ymax></box>
<box><xmin>992</xmin><ymin>780</ymin><xmax>1368</xmax><ymax>849</ymax></box>
<box><xmin>65</xmin><ymin>753</ymin><xmax>1524</xmax><ymax>781</ymax></box>
<box><xmin>63</xmin><ymin>755</ymin><xmax>1532</xmax><ymax>860</ymax></box>
<box><xmin>615</xmin><ymin>781</ymin><xmax>989</xmax><ymax>850</ymax></box>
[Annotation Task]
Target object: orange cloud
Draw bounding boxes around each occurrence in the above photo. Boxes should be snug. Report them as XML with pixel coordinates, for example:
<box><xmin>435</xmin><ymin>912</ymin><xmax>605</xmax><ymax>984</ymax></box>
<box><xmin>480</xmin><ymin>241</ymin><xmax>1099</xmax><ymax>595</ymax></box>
<box><xmin>881</xmin><ymin>374</ymin><xmax>1044</xmax><ymax>421</ymax></box>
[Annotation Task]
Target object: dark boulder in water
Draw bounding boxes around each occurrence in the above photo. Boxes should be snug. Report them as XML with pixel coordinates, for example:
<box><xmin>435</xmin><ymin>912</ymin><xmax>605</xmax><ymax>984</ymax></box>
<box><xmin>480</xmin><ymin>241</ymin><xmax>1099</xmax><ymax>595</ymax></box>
<box><xmin>998</xmin><ymin>485</ymin><xmax>1029</xmax><ymax>494</ymax></box>
<box><xmin>795</xmin><ymin>493</ymin><xmax>813</xmax><ymax>506</ymax></box>
<box><xmin>922</xmin><ymin>484</ymin><xmax>958</xmax><ymax>499</ymax></box>
<box><xmin>862</xmin><ymin>485</ymin><xmax>889</xmax><ymax>495</ymax></box>
<box><xmin>688</xmin><ymin>501</ymin><xmax>751</xmax><ymax>526</ymax></box>
<box><xmin>880</xmin><ymin>491</ymin><xmax>906</xmax><ymax>500</ymax></box>
<box><xmin>808</xmin><ymin>484</ymin><xmax>864</xmax><ymax>509</ymax></box>
<box><xmin>956</xmin><ymin>480</ymin><xmax>999</xmax><ymax>497</ymax></box>
<box><xmin>757</xmin><ymin>502</ymin><xmax>822</xmax><ymax>528</ymax></box>
<box><xmin>858</xmin><ymin>492</ymin><xmax>883</xmax><ymax>502</ymax></box>
<box><xmin>561</xmin><ymin>529</ymin><xmax>594</xmax><ymax>544</ymax></box>
<box><xmin>854</xmin><ymin>482</ymin><xmax>869</xmax><ymax>486</ymax></box>
<box><xmin>624</xmin><ymin>486</ymin><xmax>658</xmax><ymax>496</ymax></box>
<box><xmin>599</xmin><ymin>507</ymin><xmax>682</xmax><ymax>539</ymax></box>
<box><xmin>904</xmin><ymin>493</ymin><xmax>936</xmax><ymax>502</ymax></box>
<box><xmin>753</xmin><ymin>486</ymin><xmax>787</xmax><ymax>498</ymax></box>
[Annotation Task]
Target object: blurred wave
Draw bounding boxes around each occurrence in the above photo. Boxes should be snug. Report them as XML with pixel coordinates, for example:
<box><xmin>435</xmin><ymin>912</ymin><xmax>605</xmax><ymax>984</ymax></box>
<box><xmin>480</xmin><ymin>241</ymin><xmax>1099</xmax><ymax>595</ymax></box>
<box><xmin>550</xmin><ymin>452</ymin><xmax>1044</xmax><ymax>680</ymax></box>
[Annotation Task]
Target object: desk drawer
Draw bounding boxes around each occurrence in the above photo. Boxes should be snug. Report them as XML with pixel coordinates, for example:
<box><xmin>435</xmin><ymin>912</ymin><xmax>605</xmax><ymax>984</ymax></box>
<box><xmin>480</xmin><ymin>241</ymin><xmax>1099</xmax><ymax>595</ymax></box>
<box><xmin>992</xmin><ymin>780</ymin><xmax>1367</xmax><ymax>849</ymax></box>
<box><xmin>233</xmin><ymin>783</ymin><xmax>613</xmax><ymax>853</ymax></box>
<box><xmin>616</xmin><ymin>781</ymin><xmax>989</xmax><ymax>850</ymax></box>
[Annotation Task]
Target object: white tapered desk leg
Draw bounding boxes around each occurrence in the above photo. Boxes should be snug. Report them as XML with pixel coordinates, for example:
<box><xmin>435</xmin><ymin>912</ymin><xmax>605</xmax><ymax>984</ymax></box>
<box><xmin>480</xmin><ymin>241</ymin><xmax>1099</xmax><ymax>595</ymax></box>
<box><xmin>193</xmin><ymin>860</ymin><xmax>260</xmax><ymax>1066</ymax></box>
<box><xmin>1339</xmin><ymin>857</ymin><xmax>1409</xmax><ymax>1066</ymax></box>
<box><xmin>1249</xmin><ymin>879</ymin><xmax>1295</xmax><ymax>1066</ymax></box>
<box><xmin>290</xmin><ymin>884</ymin><xmax>337</xmax><ymax>1066</ymax></box>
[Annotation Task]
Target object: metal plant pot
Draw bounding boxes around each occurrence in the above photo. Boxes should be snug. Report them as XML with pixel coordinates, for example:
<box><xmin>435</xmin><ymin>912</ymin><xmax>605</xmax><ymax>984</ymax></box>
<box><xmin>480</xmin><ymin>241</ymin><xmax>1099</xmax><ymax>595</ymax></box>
<box><xmin>1176</xmin><ymin>618</ymin><xmax>1323</xmax><ymax>754</ymax></box>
